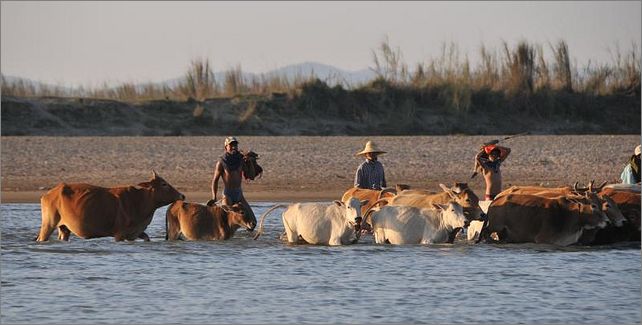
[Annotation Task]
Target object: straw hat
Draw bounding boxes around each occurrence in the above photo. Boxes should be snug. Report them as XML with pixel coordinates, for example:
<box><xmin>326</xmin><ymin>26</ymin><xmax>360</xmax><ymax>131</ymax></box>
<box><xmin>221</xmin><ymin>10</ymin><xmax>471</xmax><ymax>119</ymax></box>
<box><xmin>635</xmin><ymin>145</ymin><xmax>640</xmax><ymax>156</ymax></box>
<box><xmin>355</xmin><ymin>141</ymin><xmax>386</xmax><ymax>156</ymax></box>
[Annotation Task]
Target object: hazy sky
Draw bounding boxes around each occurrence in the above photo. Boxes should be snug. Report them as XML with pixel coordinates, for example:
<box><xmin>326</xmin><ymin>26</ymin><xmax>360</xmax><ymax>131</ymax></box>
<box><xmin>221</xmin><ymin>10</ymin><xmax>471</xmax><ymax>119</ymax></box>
<box><xmin>2</xmin><ymin>1</ymin><xmax>640</xmax><ymax>87</ymax></box>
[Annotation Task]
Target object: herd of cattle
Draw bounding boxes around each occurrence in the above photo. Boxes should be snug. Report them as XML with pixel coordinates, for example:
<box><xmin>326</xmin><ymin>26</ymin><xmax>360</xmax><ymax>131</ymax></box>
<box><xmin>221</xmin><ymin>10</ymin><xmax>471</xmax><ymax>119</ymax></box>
<box><xmin>34</xmin><ymin>171</ymin><xmax>640</xmax><ymax>247</ymax></box>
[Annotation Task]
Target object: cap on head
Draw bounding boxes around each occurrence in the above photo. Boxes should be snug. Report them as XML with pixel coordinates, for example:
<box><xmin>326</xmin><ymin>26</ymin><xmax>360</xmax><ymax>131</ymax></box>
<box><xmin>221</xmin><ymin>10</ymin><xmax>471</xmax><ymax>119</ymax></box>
<box><xmin>224</xmin><ymin>136</ymin><xmax>239</xmax><ymax>147</ymax></box>
<box><xmin>635</xmin><ymin>145</ymin><xmax>641</xmax><ymax>156</ymax></box>
<box><xmin>355</xmin><ymin>141</ymin><xmax>386</xmax><ymax>156</ymax></box>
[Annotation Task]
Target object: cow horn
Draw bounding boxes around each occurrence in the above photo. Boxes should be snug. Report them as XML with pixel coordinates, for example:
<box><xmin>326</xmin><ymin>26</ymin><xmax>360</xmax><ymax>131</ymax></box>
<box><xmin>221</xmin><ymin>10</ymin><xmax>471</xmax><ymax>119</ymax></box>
<box><xmin>573</xmin><ymin>182</ymin><xmax>579</xmax><ymax>191</ymax></box>
<box><xmin>152</xmin><ymin>170</ymin><xmax>158</xmax><ymax>179</ymax></box>
<box><xmin>378</xmin><ymin>188</ymin><xmax>397</xmax><ymax>199</ymax></box>
<box><xmin>588</xmin><ymin>180</ymin><xmax>595</xmax><ymax>192</ymax></box>
<box><xmin>596</xmin><ymin>181</ymin><xmax>608</xmax><ymax>192</ymax></box>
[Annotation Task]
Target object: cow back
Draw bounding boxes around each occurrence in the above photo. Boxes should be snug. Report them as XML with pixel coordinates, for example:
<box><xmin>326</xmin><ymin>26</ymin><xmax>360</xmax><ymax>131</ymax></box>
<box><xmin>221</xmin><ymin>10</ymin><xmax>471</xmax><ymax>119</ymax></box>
<box><xmin>341</xmin><ymin>187</ymin><xmax>394</xmax><ymax>215</ymax></box>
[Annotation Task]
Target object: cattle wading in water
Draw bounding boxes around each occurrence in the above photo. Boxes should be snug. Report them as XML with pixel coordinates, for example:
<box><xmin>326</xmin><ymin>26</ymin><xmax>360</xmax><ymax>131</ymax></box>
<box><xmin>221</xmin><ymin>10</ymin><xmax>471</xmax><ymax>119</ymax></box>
<box><xmin>36</xmin><ymin>171</ymin><xmax>184</xmax><ymax>242</ymax></box>
<box><xmin>165</xmin><ymin>200</ymin><xmax>256</xmax><ymax>240</ymax></box>
<box><xmin>253</xmin><ymin>197</ymin><xmax>368</xmax><ymax>246</ymax></box>
<box><xmin>479</xmin><ymin>194</ymin><xmax>609</xmax><ymax>246</ymax></box>
<box><xmin>362</xmin><ymin>202</ymin><xmax>468</xmax><ymax>244</ymax></box>
<box><xmin>385</xmin><ymin>183</ymin><xmax>483</xmax><ymax>221</ymax></box>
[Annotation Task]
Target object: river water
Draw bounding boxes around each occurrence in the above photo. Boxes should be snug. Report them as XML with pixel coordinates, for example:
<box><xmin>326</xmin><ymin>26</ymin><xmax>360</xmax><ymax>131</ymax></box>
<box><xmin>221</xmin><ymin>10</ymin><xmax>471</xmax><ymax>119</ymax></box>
<box><xmin>1</xmin><ymin>203</ymin><xmax>640</xmax><ymax>324</ymax></box>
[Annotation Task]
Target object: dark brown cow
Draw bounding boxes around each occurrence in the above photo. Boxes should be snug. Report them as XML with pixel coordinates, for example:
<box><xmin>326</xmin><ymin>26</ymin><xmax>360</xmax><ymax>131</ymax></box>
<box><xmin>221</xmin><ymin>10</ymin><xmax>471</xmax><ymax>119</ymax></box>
<box><xmin>36</xmin><ymin>171</ymin><xmax>185</xmax><ymax>242</ymax></box>
<box><xmin>598</xmin><ymin>187</ymin><xmax>641</xmax><ymax>242</ymax></box>
<box><xmin>341</xmin><ymin>187</ymin><xmax>397</xmax><ymax>215</ymax></box>
<box><xmin>480</xmin><ymin>194</ymin><xmax>609</xmax><ymax>246</ymax></box>
<box><xmin>497</xmin><ymin>184</ymin><xmax>629</xmax><ymax>244</ymax></box>
<box><xmin>165</xmin><ymin>200</ymin><xmax>255</xmax><ymax>240</ymax></box>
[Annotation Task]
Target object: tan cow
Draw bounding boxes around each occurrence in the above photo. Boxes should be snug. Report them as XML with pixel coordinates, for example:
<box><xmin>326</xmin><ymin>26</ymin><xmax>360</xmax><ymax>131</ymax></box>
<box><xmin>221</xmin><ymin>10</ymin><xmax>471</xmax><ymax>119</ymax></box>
<box><xmin>385</xmin><ymin>183</ymin><xmax>482</xmax><ymax>220</ymax></box>
<box><xmin>165</xmin><ymin>201</ymin><xmax>255</xmax><ymax>240</ymax></box>
<box><xmin>480</xmin><ymin>194</ymin><xmax>609</xmax><ymax>246</ymax></box>
<box><xmin>341</xmin><ymin>187</ymin><xmax>397</xmax><ymax>215</ymax></box>
<box><xmin>36</xmin><ymin>171</ymin><xmax>184</xmax><ymax>242</ymax></box>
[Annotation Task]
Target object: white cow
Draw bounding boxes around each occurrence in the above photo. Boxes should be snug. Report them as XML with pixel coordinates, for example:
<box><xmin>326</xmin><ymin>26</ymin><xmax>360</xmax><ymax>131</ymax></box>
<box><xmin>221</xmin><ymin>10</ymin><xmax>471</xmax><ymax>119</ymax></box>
<box><xmin>366</xmin><ymin>202</ymin><xmax>467</xmax><ymax>244</ymax></box>
<box><xmin>253</xmin><ymin>197</ymin><xmax>368</xmax><ymax>246</ymax></box>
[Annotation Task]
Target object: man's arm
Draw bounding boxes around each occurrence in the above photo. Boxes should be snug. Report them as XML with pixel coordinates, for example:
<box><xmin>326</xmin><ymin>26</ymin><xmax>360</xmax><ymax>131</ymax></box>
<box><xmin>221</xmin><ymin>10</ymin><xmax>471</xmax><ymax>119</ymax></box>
<box><xmin>475</xmin><ymin>150</ymin><xmax>485</xmax><ymax>165</ymax></box>
<box><xmin>476</xmin><ymin>150</ymin><xmax>491</xmax><ymax>171</ymax></box>
<box><xmin>211</xmin><ymin>161</ymin><xmax>223</xmax><ymax>200</ymax></box>
<box><xmin>381</xmin><ymin>164</ymin><xmax>387</xmax><ymax>188</ymax></box>
<box><xmin>354</xmin><ymin>165</ymin><xmax>363</xmax><ymax>188</ymax></box>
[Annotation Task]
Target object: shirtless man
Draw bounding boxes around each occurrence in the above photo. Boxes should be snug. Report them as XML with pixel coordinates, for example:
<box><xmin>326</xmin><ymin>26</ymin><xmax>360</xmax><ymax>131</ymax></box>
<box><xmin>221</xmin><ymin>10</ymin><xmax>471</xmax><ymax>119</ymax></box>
<box><xmin>476</xmin><ymin>144</ymin><xmax>511</xmax><ymax>201</ymax></box>
<box><xmin>211</xmin><ymin>136</ymin><xmax>256</xmax><ymax>223</ymax></box>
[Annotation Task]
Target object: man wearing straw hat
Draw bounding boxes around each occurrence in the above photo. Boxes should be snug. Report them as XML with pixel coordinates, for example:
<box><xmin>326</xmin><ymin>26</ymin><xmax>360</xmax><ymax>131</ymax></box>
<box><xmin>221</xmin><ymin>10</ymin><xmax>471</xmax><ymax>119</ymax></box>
<box><xmin>354</xmin><ymin>140</ymin><xmax>387</xmax><ymax>190</ymax></box>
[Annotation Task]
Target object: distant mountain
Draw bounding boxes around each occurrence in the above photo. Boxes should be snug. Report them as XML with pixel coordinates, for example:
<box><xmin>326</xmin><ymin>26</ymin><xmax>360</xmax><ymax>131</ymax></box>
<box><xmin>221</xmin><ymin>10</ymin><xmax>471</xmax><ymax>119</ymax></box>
<box><xmin>162</xmin><ymin>62</ymin><xmax>376</xmax><ymax>88</ymax></box>
<box><xmin>259</xmin><ymin>62</ymin><xmax>376</xmax><ymax>86</ymax></box>
<box><xmin>2</xmin><ymin>62</ymin><xmax>378</xmax><ymax>93</ymax></box>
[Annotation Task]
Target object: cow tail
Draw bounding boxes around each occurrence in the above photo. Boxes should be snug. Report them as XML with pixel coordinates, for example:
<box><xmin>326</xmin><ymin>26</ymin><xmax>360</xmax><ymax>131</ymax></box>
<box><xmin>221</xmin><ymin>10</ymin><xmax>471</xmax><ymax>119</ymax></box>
<box><xmin>253</xmin><ymin>204</ymin><xmax>288</xmax><ymax>240</ymax></box>
<box><xmin>165</xmin><ymin>201</ymin><xmax>178</xmax><ymax>241</ymax></box>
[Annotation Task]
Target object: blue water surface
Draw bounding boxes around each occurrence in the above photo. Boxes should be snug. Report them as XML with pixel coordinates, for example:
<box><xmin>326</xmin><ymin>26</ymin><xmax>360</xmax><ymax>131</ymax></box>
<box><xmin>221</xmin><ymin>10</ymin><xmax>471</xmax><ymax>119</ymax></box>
<box><xmin>1</xmin><ymin>203</ymin><xmax>640</xmax><ymax>324</ymax></box>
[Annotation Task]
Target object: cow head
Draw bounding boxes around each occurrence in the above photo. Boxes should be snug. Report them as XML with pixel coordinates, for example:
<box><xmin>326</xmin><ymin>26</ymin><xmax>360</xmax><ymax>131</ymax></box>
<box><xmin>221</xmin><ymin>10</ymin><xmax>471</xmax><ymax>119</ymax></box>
<box><xmin>432</xmin><ymin>202</ymin><xmax>467</xmax><ymax>229</ymax></box>
<box><xmin>439</xmin><ymin>183</ymin><xmax>482</xmax><ymax>221</ymax></box>
<box><xmin>138</xmin><ymin>170</ymin><xmax>185</xmax><ymax>205</ymax></box>
<box><xmin>222</xmin><ymin>203</ymin><xmax>256</xmax><ymax>231</ymax></box>
<box><xmin>576</xmin><ymin>201</ymin><xmax>609</xmax><ymax>230</ymax></box>
<box><xmin>595</xmin><ymin>194</ymin><xmax>626</xmax><ymax>227</ymax></box>
<box><xmin>241</xmin><ymin>151</ymin><xmax>263</xmax><ymax>181</ymax></box>
<box><xmin>334</xmin><ymin>197</ymin><xmax>368</xmax><ymax>232</ymax></box>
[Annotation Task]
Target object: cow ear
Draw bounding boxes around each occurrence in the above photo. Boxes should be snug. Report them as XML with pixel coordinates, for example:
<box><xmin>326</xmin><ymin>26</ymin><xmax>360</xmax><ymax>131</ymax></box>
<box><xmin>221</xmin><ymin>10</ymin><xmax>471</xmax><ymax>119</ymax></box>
<box><xmin>333</xmin><ymin>200</ymin><xmax>344</xmax><ymax>207</ymax></box>
<box><xmin>137</xmin><ymin>181</ymin><xmax>152</xmax><ymax>188</ymax></box>
<box><xmin>439</xmin><ymin>183</ymin><xmax>457</xmax><ymax>200</ymax></box>
<box><xmin>220</xmin><ymin>205</ymin><xmax>230</xmax><ymax>212</ymax></box>
<box><xmin>360</xmin><ymin>199</ymin><xmax>369</xmax><ymax>207</ymax></box>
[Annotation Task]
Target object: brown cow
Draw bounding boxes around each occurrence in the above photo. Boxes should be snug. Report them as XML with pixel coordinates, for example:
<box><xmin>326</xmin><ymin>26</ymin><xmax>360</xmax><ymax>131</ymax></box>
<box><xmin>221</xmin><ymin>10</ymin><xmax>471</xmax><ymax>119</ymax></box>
<box><xmin>36</xmin><ymin>171</ymin><xmax>185</xmax><ymax>242</ymax></box>
<box><xmin>386</xmin><ymin>183</ymin><xmax>482</xmax><ymax>220</ymax></box>
<box><xmin>495</xmin><ymin>184</ymin><xmax>628</xmax><ymax>244</ymax></box>
<box><xmin>341</xmin><ymin>187</ymin><xmax>397</xmax><ymax>215</ymax></box>
<box><xmin>480</xmin><ymin>194</ymin><xmax>609</xmax><ymax>246</ymax></box>
<box><xmin>165</xmin><ymin>201</ymin><xmax>255</xmax><ymax>240</ymax></box>
<box><xmin>599</xmin><ymin>186</ymin><xmax>641</xmax><ymax>242</ymax></box>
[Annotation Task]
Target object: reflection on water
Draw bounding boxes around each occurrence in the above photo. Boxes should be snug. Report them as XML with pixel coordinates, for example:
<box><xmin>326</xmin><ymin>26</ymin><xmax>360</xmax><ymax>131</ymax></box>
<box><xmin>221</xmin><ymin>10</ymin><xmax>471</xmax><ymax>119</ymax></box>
<box><xmin>1</xmin><ymin>203</ymin><xmax>640</xmax><ymax>324</ymax></box>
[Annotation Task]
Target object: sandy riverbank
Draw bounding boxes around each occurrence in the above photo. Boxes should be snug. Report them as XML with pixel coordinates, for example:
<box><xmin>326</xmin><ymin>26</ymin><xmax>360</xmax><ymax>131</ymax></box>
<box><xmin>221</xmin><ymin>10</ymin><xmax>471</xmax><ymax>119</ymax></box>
<box><xmin>1</xmin><ymin>135</ymin><xmax>639</xmax><ymax>203</ymax></box>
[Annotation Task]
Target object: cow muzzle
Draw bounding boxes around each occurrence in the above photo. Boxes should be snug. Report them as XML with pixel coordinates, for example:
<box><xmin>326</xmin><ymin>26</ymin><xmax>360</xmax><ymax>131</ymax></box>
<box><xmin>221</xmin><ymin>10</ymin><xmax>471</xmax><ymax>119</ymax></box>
<box><xmin>354</xmin><ymin>217</ymin><xmax>363</xmax><ymax>232</ymax></box>
<box><xmin>247</xmin><ymin>221</ymin><xmax>256</xmax><ymax>232</ymax></box>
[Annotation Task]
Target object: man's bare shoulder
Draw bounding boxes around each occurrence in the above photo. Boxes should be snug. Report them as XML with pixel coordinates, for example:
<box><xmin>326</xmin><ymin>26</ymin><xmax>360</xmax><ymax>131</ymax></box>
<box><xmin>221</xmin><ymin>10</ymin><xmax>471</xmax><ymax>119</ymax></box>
<box><xmin>214</xmin><ymin>159</ymin><xmax>225</xmax><ymax>172</ymax></box>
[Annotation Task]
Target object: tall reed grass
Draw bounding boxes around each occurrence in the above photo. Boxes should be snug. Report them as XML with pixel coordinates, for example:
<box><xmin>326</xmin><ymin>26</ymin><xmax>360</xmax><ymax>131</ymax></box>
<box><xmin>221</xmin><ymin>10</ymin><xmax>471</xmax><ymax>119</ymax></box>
<box><xmin>2</xmin><ymin>39</ymin><xmax>639</xmax><ymax>108</ymax></box>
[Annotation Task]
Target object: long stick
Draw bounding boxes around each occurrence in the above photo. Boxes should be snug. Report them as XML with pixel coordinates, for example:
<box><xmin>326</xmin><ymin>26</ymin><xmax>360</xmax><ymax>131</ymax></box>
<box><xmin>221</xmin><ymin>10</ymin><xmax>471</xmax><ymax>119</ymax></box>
<box><xmin>499</xmin><ymin>131</ymin><xmax>530</xmax><ymax>142</ymax></box>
